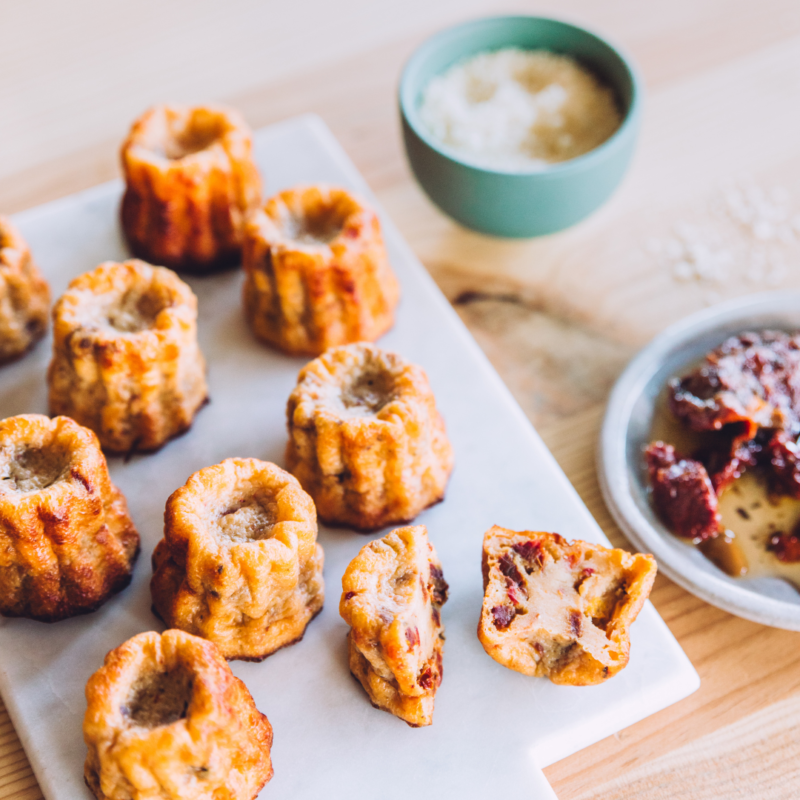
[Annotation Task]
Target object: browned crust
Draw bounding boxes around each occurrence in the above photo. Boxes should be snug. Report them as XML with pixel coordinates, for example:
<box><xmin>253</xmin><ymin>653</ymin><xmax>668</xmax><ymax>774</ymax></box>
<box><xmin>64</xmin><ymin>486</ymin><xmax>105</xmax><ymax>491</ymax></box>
<box><xmin>224</xmin><ymin>604</ymin><xmax>323</xmax><ymax>662</ymax></box>
<box><xmin>84</xmin><ymin>768</ymin><xmax>103</xmax><ymax>800</ymax></box>
<box><xmin>48</xmin><ymin>260</ymin><xmax>208</xmax><ymax>454</ymax></box>
<box><xmin>0</xmin><ymin>331</ymin><xmax>46</xmax><ymax>367</ymax></box>
<box><xmin>0</xmin><ymin>415</ymin><xmax>140</xmax><ymax>622</ymax></box>
<box><xmin>5</xmin><ymin>550</ymin><xmax>138</xmax><ymax>624</ymax></box>
<box><xmin>83</xmin><ymin>630</ymin><xmax>273</xmax><ymax>800</ymax></box>
<box><xmin>242</xmin><ymin>185</ymin><xmax>399</xmax><ymax>355</ymax></box>
<box><xmin>286</xmin><ymin>343</ymin><xmax>454</xmax><ymax>531</ymax></box>
<box><xmin>316</xmin><ymin>493</ymin><xmax>448</xmax><ymax>534</ymax></box>
<box><xmin>0</xmin><ymin>215</ymin><xmax>50</xmax><ymax>365</ymax></box>
<box><xmin>150</xmin><ymin>458</ymin><xmax>325</xmax><ymax>661</ymax></box>
<box><xmin>150</xmin><ymin>601</ymin><xmax>324</xmax><ymax>663</ymax></box>
<box><xmin>348</xmin><ymin>632</ymin><xmax>440</xmax><ymax>728</ymax></box>
<box><xmin>121</xmin><ymin>198</ymin><xmax>243</xmax><ymax>276</ymax></box>
<box><xmin>120</xmin><ymin>105</ymin><xmax>261</xmax><ymax>275</ymax></box>
<box><xmin>112</xmin><ymin>395</ymin><xmax>210</xmax><ymax>460</ymax></box>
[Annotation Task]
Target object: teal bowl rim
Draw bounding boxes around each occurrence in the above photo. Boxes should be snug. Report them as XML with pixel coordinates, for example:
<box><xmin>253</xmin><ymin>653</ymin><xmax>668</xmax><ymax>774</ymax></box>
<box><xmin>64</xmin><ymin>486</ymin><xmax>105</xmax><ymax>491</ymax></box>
<box><xmin>398</xmin><ymin>14</ymin><xmax>644</xmax><ymax>177</ymax></box>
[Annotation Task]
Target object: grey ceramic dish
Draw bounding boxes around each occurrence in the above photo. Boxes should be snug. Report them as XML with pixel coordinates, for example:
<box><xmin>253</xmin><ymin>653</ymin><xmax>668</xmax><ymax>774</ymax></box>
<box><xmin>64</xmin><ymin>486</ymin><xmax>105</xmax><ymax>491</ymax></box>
<box><xmin>599</xmin><ymin>292</ymin><xmax>800</xmax><ymax>631</ymax></box>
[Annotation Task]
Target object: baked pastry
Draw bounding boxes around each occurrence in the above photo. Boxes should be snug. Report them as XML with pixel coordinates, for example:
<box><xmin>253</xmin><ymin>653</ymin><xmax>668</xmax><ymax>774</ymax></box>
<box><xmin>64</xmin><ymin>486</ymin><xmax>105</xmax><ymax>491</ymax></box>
<box><xmin>340</xmin><ymin>525</ymin><xmax>447</xmax><ymax>727</ymax></box>
<box><xmin>120</xmin><ymin>104</ymin><xmax>261</xmax><ymax>273</ymax></box>
<box><xmin>286</xmin><ymin>343</ymin><xmax>453</xmax><ymax>530</ymax></box>
<box><xmin>83</xmin><ymin>629</ymin><xmax>273</xmax><ymax>800</ymax></box>
<box><xmin>478</xmin><ymin>526</ymin><xmax>656</xmax><ymax>685</ymax></box>
<box><xmin>242</xmin><ymin>185</ymin><xmax>399</xmax><ymax>355</ymax></box>
<box><xmin>0</xmin><ymin>414</ymin><xmax>139</xmax><ymax>621</ymax></box>
<box><xmin>0</xmin><ymin>215</ymin><xmax>49</xmax><ymax>364</ymax></box>
<box><xmin>151</xmin><ymin>458</ymin><xmax>324</xmax><ymax>661</ymax></box>
<box><xmin>48</xmin><ymin>260</ymin><xmax>208</xmax><ymax>454</ymax></box>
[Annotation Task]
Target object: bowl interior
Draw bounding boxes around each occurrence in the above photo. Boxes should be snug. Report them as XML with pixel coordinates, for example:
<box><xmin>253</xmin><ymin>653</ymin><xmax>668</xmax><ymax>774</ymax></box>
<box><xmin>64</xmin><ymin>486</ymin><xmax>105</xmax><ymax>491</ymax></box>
<box><xmin>400</xmin><ymin>15</ymin><xmax>639</xmax><ymax>172</ymax></box>
<box><xmin>602</xmin><ymin>292</ymin><xmax>800</xmax><ymax>630</ymax></box>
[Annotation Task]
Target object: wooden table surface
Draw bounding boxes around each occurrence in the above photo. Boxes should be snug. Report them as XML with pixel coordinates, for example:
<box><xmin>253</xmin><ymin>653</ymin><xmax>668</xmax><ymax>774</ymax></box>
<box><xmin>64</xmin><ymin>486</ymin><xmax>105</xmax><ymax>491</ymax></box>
<box><xmin>3</xmin><ymin>1</ymin><xmax>800</xmax><ymax>798</ymax></box>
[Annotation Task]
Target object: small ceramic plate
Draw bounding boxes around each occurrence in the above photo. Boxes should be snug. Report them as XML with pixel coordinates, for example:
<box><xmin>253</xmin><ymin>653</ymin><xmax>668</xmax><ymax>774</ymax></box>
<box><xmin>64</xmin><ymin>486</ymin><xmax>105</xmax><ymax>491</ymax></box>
<box><xmin>599</xmin><ymin>291</ymin><xmax>800</xmax><ymax>631</ymax></box>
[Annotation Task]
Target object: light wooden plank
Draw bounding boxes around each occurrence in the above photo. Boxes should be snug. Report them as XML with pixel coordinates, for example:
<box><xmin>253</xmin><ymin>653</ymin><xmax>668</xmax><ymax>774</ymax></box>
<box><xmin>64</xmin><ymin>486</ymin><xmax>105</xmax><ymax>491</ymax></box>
<box><xmin>572</xmin><ymin>696</ymin><xmax>800</xmax><ymax>800</ymax></box>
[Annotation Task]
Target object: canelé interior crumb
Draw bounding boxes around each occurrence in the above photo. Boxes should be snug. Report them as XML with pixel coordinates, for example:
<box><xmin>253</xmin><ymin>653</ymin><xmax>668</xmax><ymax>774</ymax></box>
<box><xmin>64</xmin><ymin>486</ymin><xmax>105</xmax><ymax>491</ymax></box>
<box><xmin>0</xmin><ymin>446</ymin><xmax>70</xmax><ymax>494</ymax></box>
<box><xmin>214</xmin><ymin>483</ymin><xmax>280</xmax><ymax>544</ymax></box>
<box><xmin>126</xmin><ymin>667</ymin><xmax>194</xmax><ymax>728</ymax></box>
<box><xmin>339</xmin><ymin>367</ymin><xmax>397</xmax><ymax>416</ymax></box>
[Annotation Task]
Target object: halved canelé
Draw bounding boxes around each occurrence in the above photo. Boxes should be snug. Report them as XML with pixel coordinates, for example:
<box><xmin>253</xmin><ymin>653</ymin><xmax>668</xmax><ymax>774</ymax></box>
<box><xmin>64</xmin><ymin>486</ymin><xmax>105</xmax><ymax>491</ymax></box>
<box><xmin>83</xmin><ymin>629</ymin><xmax>273</xmax><ymax>800</ymax></box>
<box><xmin>286</xmin><ymin>343</ymin><xmax>453</xmax><ymax>531</ymax></box>
<box><xmin>121</xmin><ymin>104</ymin><xmax>262</xmax><ymax>273</ymax></box>
<box><xmin>0</xmin><ymin>214</ymin><xmax>50</xmax><ymax>364</ymax></box>
<box><xmin>151</xmin><ymin>458</ymin><xmax>324</xmax><ymax>661</ymax></box>
<box><xmin>242</xmin><ymin>185</ymin><xmax>399</xmax><ymax>355</ymax></box>
<box><xmin>48</xmin><ymin>260</ymin><xmax>208</xmax><ymax>454</ymax></box>
<box><xmin>0</xmin><ymin>414</ymin><xmax>139</xmax><ymax>621</ymax></box>
<box><xmin>478</xmin><ymin>526</ymin><xmax>657</xmax><ymax>685</ymax></box>
<box><xmin>340</xmin><ymin>525</ymin><xmax>448</xmax><ymax>727</ymax></box>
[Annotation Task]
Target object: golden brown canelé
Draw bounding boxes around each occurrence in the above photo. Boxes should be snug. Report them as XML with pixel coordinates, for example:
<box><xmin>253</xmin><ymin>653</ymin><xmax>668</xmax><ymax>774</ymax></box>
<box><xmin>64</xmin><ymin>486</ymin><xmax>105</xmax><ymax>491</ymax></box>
<box><xmin>0</xmin><ymin>215</ymin><xmax>49</xmax><ymax>364</ymax></box>
<box><xmin>340</xmin><ymin>525</ymin><xmax>448</xmax><ymax>727</ymax></box>
<box><xmin>83</xmin><ymin>629</ymin><xmax>273</xmax><ymax>800</ymax></box>
<box><xmin>48</xmin><ymin>260</ymin><xmax>208</xmax><ymax>454</ymax></box>
<box><xmin>0</xmin><ymin>414</ymin><xmax>139</xmax><ymax>621</ymax></box>
<box><xmin>477</xmin><ymin>526</ymin><xmax>657</xmax><ymax>685</ymax></box>
<box><xmin>120</xmin><ymin>105</ymin><xmax>262</xmax><ymax>273</ymax></box>
<box><xmin>286</xmin><ymin>343</ymin><xmax>453</xmax><ymax>531</ymax></box>
<box><xmin>151</xmin><ymin>458</ymin><xmax>324</xmax><ymax>661</ymax></box>
<box><xmin>242</xmin><ymin>185</ymin><xmax>400</xmax><ymax>355</ymax></box>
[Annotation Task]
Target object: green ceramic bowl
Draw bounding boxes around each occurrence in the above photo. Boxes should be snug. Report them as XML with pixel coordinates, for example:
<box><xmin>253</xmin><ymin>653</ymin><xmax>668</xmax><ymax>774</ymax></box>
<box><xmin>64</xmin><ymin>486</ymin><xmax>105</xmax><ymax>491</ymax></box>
<box><xmin>399</xmin><ymin>15</ymin><xmax>642</xmax><ymax>238</ymax></box>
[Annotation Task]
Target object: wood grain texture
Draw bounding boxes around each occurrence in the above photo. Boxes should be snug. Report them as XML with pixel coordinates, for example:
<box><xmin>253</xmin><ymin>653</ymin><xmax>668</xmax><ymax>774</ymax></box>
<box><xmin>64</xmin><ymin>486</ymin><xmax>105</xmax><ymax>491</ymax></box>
<box><xmin>571</xmin><ymin>694</ymin><xmax>800</xmax><ymax>800</ymax></box>
<box><xmin>0</xmin><ymin>697</ymin><xmax>40</xmax><ymax>800</ymax></box>
<box><xmin>2</xmin><ymin>0</ymin><xmax>800</xmax><ymax>798</ymax></box>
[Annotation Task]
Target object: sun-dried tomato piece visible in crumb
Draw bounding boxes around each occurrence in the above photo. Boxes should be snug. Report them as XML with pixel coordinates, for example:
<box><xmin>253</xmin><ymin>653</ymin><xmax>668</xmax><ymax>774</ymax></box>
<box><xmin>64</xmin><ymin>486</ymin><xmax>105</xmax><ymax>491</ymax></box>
<box><xmin>477</xmin><ymin>526</ymin><xmax>657</xmax><ymax>686</ymax></box>
<box><xmin>491</xmin><ymin>605</ymin><xmax>516</xmax><ymax>630</ymax></box>
<box><xmin>767</xmin><ymin>530</ymin><xmax>800</xmax><ymax>563</ymax></box>
<box><xmin>644</xmin><ymin>441</ymin><xmax>721</xmax><ymax>541</ymax></box>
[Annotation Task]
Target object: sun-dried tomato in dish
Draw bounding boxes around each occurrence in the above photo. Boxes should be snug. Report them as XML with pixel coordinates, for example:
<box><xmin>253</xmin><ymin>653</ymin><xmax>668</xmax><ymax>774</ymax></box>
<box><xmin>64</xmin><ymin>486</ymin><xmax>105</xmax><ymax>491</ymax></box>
<box><xmin>767</xmin><ymin>530</ymin><xmax>800</xmax><ymax>563</ymax></box>
<box><xmin>644</xmin><ymin>442</ymin><xmax>720</xmax><ymax>541</ymax></box>
<box><xmin>766</xmin><ymin>431</ymin><xmax>800</xmax><ymax>498</ymax></box>
<box><xmin>669</xmin><ymin>331</ymin><xmax>800</xmax><ymax>436</ymax></box>
<box><xmin>646</xmin><ymin>329</ymin><xmax>800</xmax><ymax>571</ymax></box>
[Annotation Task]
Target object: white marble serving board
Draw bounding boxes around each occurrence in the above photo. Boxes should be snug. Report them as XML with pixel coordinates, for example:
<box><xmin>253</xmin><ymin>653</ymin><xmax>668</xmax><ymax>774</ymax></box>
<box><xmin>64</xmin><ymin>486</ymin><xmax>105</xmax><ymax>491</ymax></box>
<box><xmin>0</xmin><ymin>115</ymin><xmax>699</xmax><ymax>800</ymax></box>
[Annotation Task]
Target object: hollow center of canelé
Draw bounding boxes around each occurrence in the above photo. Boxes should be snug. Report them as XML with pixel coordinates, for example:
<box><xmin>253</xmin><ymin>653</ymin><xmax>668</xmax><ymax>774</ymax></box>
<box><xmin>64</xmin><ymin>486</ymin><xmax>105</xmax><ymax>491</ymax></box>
<box><xmin>216</xmin><ymin>488</ymin><xmax>280</xmax><ymax>543</ymax></box>
<box><xmin>107</xmin><ymin>288</ymin><xmax>168</xmax><ymax>333</ymax></box>
<box><xmin>282</xmin><ymin>202</ymin><xmax>349</xmax><ymax>245</ymax></box>
<box><xmin>162</xmin><ymin>116</ymin><xmax>225</xmax><ymax>160</ymax></box>
<box><xmin>0</xmin><ymin>446</ymin><xmax>69</xmax><ymax>493</ymax></box>
<box><xmin>127</xmin><ymin>667</ymin><xmax>194</xmax><ymax>728</ymax></box>
<box><xmin>340</xmin><ymin>368</ymin><xmax>396</xmax><ymax>416</ymax></box>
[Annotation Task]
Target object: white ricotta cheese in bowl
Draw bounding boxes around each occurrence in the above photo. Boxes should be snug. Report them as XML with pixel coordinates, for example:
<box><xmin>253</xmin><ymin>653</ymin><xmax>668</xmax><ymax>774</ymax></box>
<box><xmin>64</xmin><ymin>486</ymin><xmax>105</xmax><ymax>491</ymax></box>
<box><xmin>418</xmin><ymin>48</ymin><xmax>622</xmax><ymax>171</ymax></box>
